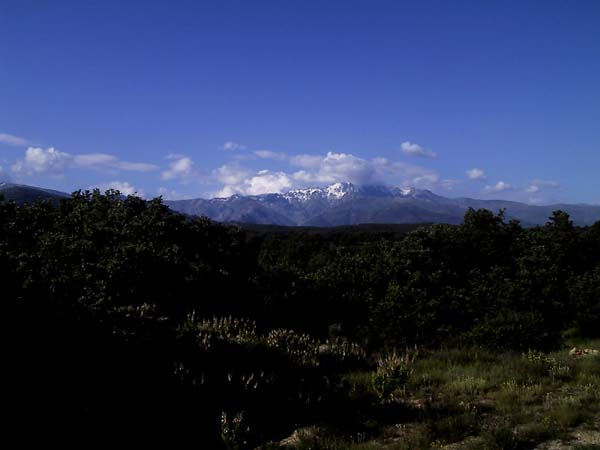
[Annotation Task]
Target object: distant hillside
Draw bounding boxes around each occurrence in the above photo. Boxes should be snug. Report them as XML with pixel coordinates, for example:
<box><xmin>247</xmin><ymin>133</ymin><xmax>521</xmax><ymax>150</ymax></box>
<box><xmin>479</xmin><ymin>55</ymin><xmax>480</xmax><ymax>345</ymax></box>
<box><xmin>0</xmin><ymin>182</ymin><xmax>69</xmax><ymax>204</ymax></box>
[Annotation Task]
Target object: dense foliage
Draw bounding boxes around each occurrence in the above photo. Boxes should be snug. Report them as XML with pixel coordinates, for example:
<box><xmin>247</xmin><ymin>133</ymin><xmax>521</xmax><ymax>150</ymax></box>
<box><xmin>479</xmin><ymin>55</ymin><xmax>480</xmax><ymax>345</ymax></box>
<box><xmin>2</xmin><ymin>191</ymin><xmax>599</xmax><ymax>446</ymax></box>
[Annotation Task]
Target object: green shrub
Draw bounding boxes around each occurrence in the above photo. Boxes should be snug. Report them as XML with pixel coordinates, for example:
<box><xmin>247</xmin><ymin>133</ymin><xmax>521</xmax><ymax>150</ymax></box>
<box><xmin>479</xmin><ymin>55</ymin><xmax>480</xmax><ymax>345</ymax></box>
<box><xmin>482</xmin><ymin>426</ymin><xmax>519</xmax><ymax>450</ymax></box>
<box><xmin>524</xmin><ymin>350</ymin><xmax>573</xmax><ymax>381</ymax></box>
<box><xmin>469</xmin><ymin>310</ymin><xmax>562</xmax><ymax>351</ymax></box>
<box><xmin>221</xmin><ymin>410</ymin><xmax>250</xmax><ymax>450</ymax></box>
<box><xmin>184</xmin><ymin>315</ymin><xmax>259</xmax><ymax>349</ymax></box>
<box><xmin>266</xmin><ymin>328</ymin><xmax>319</xmax><ymax>365</ymax></box>
<box><xmin>372</xmin><ymin>352</ymin><xmax>413</xmax><ymax>400</ymax></box>
<box><xmin>544</xmin><ymin>395</ymin><xmax>588</xmax><ymax>429</ymax></box>
<box><xmin>428</xmin><ymin>410</ymin><xmax>480</xmax><ymax>444</ymax></box>
<box><xmin>320</xmin><ymin>338</ymin><xmax>366</xmax><ymax>364</ymax></box>
<box><xmin>514</xmin><ymin>421</ymin><xmax>557</xmax><ymax>446</ymax></box>
<box><xmin>445</xmin><ymin>375</ymin><xmax>488</xmax><ymax>397</ymax></box>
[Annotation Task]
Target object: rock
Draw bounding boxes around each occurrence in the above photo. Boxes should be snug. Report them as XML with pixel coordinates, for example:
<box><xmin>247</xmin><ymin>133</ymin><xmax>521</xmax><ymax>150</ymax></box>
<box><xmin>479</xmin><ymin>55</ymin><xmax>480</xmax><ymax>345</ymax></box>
<box><xmin>569</xmin><ymin>347</ymin><xmax>599</xmax><ymax>357</ymax></box>
<box><xmin>279</xmin><ymin>426</ymin><xmax>320</xmax><ymax>447</ymax></box>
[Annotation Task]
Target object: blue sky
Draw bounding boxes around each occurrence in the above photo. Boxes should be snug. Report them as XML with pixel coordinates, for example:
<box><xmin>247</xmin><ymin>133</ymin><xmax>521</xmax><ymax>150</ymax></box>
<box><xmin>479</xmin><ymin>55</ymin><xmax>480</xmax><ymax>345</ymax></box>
<box><xmin>1</xmin><ymin>0</ymin><xmax>599</xmax><ymax>203</ymax></box>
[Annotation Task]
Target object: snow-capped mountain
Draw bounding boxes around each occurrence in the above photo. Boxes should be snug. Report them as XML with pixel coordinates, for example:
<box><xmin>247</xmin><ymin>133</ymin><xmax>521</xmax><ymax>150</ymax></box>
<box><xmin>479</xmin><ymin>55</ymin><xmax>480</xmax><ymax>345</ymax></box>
<box><xmin>164</xmin><ymin>182</ymin><xmax>600</xmax><ymax>226</ymax></box>
<box><xmin>273</xmin><ymin>182</ymin><xmax>436</xmax><ymax>204</ymax></box>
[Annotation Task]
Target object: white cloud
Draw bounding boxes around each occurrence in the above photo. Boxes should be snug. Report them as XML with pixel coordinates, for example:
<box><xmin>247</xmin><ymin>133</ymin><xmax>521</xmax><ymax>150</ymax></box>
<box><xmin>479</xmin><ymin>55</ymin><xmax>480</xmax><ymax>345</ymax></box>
<box><xmin>245</xmin><ymin>171</ymin><xmax>293</xmax><ymax>195</ymax></box>
<box><xmin>93</xmin><ymin>181</ymin><xmax>146</xmax><ymax>198</ymax></box>
<box><xmin>401</xmin><ymin>141</ymin><xmax>437</xmax><ymax>159</ymax></box>
<box><xmin>410</xmin><ymin>172</ymin><xmax>440</xmax><ymax>187</ymax></box>
<box><xmin>214</xmin><ymin>164</ymin><xmax>250</xmax><ymax>187</ymax></box>
<box><xmin>526</xmin><ymin>179</ymin><xmax>559</xmax><ymax>193</ymax></box>
<box><xmin>254</xmin><ymin>150</ymin><xmax>288</xmax><ymax>161</ymax></box>
<box><xmin>484</xmin><ymin>181</ymin><xmax>513</xmax><ymax>194</ymax></box>
<box><xmin>466</xmin><ymin>168</ymin><xmax>486</xmax><ymax>180</ymax></box>
<box><xmin>11</xmin><ymin>147</ymin><xmax>158</xmax><ymax>176</ymax></box>
<box><xmin>73</xmin><ymin>153</ymin><xmax>157</xmax><ymax>172</ymax></box>
<box><xmin>12</xmin><ymin>147</ymin><xmax>71</xmax><ymax>175</ymax></box>
<box><xmin>214</xmin><ymin>169</ymin><xmax>293</xmax><ymax>197</ymax></box>
<box><xmin>296</xmin><ymin>151</ymin><xmax>378</xmax><ymax>185</ymax></box>
<box><xmin>303</xmin><ymin>152</ymin><xmax>435</xmax><ymax>187</ymax></box>
<box><xmin>161</xmin><ymin>155</ymin><xmax>195</xmax><ymax>181</ymax></box>
<box><xmin>222</xmin><ymin>141</ymin><xmax>246</xmax><ymax>151</ymax></box>
<box><xmin>215</xmin><ymin>185</ymin><xmax>240</xmax><ymax>198</ymax></box>
<box><xmin>0</xmin><ymin>133</ymin><xmax>29</xmax><ymax>147</ymax></box>
<box><xmin>290</xmin><ymin>154</ymin><xmax>325</xmax><ymax>169</ymax></box>
<box><xmin>289</xmin><ymin>152</ymin><xmax>432</xmax><ymax>187</ymax></box>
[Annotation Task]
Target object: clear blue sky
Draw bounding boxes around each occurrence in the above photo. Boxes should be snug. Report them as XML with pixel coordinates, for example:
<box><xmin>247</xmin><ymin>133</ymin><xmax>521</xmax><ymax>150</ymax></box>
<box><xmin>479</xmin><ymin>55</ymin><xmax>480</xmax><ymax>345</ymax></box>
<box><xmin>1</xmin><ymin>0</ymin><xmax>599</xmax><ymax>203</ymax></box>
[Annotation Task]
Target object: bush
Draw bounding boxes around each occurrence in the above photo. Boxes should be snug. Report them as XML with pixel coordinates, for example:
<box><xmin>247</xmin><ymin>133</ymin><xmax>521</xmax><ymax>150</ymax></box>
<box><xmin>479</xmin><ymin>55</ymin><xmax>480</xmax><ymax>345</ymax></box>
<box><xmin>182</xmin><ymin>315</ymin><xmax>259</xmax><ymax>350</ymax></box>
<box><xmin>468</xmin><ymin>310</ymin><xmax>563</xmax><ymax>351</ymax></box>
<box><xmin>372</xmin><ymin>352</ymin><xmax>413</xmax><ymax>399</ymax></box>
<box><xmin>523</xmin><ymin>350</ymin><xmax>573</xmax><ymax>381</ymax></box>
<box><xmin>266</xmin><ymin>329</ymin><xmax>319</xmax><ymax>366</ymax></box>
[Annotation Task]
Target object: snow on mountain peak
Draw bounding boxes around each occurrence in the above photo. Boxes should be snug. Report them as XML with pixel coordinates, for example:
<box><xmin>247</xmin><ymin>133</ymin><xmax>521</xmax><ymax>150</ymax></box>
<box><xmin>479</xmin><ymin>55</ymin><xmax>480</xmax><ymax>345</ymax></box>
<box><xmin>282</xmin><ymin>187</ymin><xmax>322</xmax><ymax>202</ymax></box>
<box><xmin>325</xmin><ymin>182</ymin><xmax>355</xmax><ymax>199</ymax></box>
<box><xmin>282</xmin><ymin>182</ymin><xmax>356</xmax><ymax>203</ymax></box>
<box><xmin>276</xmin><ymin>182</ymin><xmax>432</xmax><ymax>204</ymax></box>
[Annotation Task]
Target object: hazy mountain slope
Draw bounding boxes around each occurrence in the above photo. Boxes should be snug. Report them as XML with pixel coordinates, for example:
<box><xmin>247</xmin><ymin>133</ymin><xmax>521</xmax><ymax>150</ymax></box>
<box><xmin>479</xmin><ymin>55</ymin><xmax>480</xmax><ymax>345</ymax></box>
<box><xmin>456</xmin><ymin>198</ymin><xmax>600</xmax><ymax>226</ymax></box>
<box><xmin>0</xmin><ymin>182</ymin><xmax>69</xmax><ymax>204</ymax></box>
<box><xmin>303</xmin><ymin>197</ymin><xmax>463</xmax><ymax>226</ymax></box>
<box><xmin>166</xmin><ymin>196</ymin><xmax>297</xmax><ymax>225</ymax></box>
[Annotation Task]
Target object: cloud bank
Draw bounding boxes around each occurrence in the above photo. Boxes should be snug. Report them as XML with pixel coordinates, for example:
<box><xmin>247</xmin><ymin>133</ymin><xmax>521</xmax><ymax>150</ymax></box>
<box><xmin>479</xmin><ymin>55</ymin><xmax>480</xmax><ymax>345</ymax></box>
<box><xmin>212</xmin><ymin>151</ymin><xmax>440</xmax><ymax>197</ymax></box>
<box><xmin>12</xmin><ymin>147</ymin><xmax>158</xmax><ymax>176</ymax></box>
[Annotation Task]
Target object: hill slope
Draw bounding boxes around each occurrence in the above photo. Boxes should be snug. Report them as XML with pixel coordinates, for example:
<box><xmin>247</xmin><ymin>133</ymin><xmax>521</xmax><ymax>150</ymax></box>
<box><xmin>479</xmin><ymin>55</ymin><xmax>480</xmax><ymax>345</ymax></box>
<box><xmin>0</xmin><ymin>182</ymin><xmax>70</xmax><ymax>204</ymax></box>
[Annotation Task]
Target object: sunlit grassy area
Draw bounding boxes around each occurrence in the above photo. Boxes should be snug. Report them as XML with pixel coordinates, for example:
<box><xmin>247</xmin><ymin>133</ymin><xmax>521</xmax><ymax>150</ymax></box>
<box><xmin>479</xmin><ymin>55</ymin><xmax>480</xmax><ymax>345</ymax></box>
<box><xmin>260</xmin><ymin>339</ymin><xmax>600</xmax><ymax>450</ymax></box>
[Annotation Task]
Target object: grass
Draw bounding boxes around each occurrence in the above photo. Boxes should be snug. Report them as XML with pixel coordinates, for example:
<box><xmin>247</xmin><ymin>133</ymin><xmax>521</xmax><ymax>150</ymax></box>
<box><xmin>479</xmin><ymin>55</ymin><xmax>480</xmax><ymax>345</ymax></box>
<box><xmin>259</xmin><ymin>338</ymin><xmax>600</xmax><ymax>450</ymax></box>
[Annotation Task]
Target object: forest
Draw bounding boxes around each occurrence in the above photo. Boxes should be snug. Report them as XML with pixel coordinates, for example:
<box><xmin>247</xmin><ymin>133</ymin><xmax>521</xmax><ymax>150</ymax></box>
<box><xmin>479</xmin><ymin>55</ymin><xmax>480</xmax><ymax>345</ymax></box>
<box><xmin>3</xmin><ymin>190</ymin><xmax>599</xmax><ymax>448</ymax></box>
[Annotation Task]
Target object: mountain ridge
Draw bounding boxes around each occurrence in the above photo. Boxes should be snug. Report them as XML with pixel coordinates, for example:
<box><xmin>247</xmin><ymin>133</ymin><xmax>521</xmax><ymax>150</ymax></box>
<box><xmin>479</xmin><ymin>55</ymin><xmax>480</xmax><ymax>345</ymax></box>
<box><xmin>165</xmin><ymin>182</ymin><xmax>600</xmax><ymax>227</ymax></box>
<box><xmin>2</xmin><ymin>181</ymin><xmax>600</xmax><ymax>226</ymax></box>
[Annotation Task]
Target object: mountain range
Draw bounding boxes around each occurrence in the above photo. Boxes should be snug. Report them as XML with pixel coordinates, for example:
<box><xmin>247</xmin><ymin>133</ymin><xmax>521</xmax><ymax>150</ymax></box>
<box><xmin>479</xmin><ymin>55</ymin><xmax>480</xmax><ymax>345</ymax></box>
<box><xmin>165</xmin><ymin>182</ymin><xmax>600</xmax><ymax>227</ymax></box>
<box><xmin>2</xmin><ymin>181</ymin><xmax>600</xmax><ymax>227</ymax></box>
